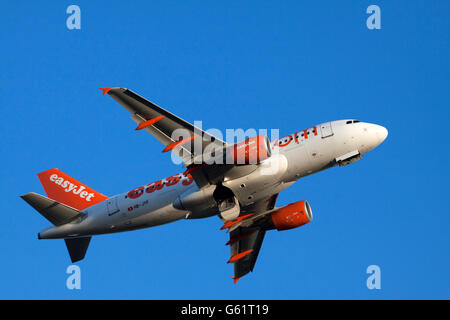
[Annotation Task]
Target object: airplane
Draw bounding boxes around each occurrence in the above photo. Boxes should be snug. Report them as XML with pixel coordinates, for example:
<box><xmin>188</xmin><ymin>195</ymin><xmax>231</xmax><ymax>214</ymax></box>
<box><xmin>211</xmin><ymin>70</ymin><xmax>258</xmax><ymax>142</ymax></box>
<box><xmin>21</xmin><ymin>87</ymin><xmax>388</xmax><ymax>283</ymax></box>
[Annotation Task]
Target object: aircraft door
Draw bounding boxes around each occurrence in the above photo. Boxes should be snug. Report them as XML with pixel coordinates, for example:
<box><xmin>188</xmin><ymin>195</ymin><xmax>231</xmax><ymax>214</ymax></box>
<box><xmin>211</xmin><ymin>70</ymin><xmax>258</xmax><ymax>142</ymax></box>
<box><xmin>107</xmin><ymin>197</ymin><xmax>120</xmax><ymax>216</ymax></box>
<box><xmin>320</xmin><ymin>122</ymin><xmax>334</xmax><ymax>138</ymax></box>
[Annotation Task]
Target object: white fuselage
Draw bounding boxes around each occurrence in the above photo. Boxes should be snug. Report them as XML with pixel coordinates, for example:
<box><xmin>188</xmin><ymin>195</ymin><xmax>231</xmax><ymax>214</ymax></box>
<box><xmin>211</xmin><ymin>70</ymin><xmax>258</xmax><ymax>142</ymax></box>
<box><xmin>39</xmin><ymin>120</ymin><xmax>388</xmax><ymax>239</ymax></box>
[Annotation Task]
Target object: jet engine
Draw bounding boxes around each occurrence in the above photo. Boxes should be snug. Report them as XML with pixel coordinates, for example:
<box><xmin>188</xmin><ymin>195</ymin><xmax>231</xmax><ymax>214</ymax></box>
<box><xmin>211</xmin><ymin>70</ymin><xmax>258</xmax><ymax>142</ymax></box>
<box><xmin>173</xmin><ymin>185</ymin><xmax>217</xmax><ymax>218</ymax></box>
<box><xmin>173</xmin><ymin>184</ymin><xmax>240</xmax><ymax>221</ymax></box>
<box><xmin>225</xmin><ymin>135</ymin><xmax>272</xmax><ymax>165</ymax></box>
<box><xmin>268</xmin><ymin>200</ymin><xmax>313</xmax><ymax>231</ymax></box>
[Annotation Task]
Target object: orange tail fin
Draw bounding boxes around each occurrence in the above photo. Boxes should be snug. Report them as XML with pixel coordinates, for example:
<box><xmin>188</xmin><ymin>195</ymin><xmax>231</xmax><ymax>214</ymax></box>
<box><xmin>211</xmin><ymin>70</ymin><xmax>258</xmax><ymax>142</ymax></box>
<box><xmin>37</xmin><ymin>168</ymin><xmax>108</xmax><ymax>211</ymax></box>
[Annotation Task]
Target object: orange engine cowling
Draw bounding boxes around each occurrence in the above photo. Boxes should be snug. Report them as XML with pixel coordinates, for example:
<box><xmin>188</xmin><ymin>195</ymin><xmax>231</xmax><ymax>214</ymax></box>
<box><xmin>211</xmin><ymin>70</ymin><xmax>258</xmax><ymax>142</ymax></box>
<box><xmin>270</xmin><ymin>200</ymin><xmax>313</xmax><ymax>231</ymax></box>
<box><xmin>226</xmin><ymin>135</ymin><xmax>272</xmax><ymax>165</ymax></box>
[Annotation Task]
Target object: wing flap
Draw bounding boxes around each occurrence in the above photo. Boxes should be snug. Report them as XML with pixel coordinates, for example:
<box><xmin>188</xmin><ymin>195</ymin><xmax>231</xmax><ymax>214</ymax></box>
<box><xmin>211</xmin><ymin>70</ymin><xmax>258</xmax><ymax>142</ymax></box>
<box><xmin>229</xmin><ymin>227</ymin><xmax>267</xmax><ymax>281</ymax></box>
<box><xmin>222</xmin><ymin>193</ymin><xmax>279</xmax><ymax>283</ymax></box>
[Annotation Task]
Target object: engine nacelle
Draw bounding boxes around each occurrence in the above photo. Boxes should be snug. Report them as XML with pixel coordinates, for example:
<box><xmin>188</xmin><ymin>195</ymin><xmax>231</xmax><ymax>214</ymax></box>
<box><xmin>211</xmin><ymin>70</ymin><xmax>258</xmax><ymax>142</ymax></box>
<box><xmin>226</xmin><ymin>135</ymin><xmax>272</xmax><ymax>165</ymax></box>
<box><xmin>269</xmin><ymin>200</ymin><xmax>313</xmax><ymax>231</ymax></box>
<box><xmin>173</xmin><ymin>185</ymin><xmax>217</xmax><ymax>218</ymax></box>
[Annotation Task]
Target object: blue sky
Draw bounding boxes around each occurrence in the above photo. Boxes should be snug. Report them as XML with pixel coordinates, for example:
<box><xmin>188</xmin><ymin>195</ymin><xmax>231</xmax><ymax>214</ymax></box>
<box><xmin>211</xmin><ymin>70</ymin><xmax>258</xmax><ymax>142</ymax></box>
<box><xmin>0</xmin><ymin>1</ymin><xmax>449</xmax><ymax>299</ymax></box>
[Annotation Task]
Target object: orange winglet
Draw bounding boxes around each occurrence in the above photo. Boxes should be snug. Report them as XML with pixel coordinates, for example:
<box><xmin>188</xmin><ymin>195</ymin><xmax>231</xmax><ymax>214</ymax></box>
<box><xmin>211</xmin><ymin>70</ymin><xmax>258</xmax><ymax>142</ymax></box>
<box><xmin>227</xmin><ymin>249</ymin><xmax>254</xmax><ymax>263</ymax></box>
<box><xmin>230</xmin><ymin>276</ymin><xmax>242</xmax><ymax>284</ymax></box>
<box><xmin>162</xmin><ymin>136</ymin><xmax>197</xmax><ymax>153</ymax></box>
<box><xmin>135</xmin><ymin>116</ymin><xmax>165</xmax><ymax>130</ymax></box>
<box><xmin>99</xmin><ymin>87</ymin><xmax>112</xmax><ymax>95</ymax></box>
<box><xmin>220</xmin><ymin>213</ymin><xmax>253</xmax><ymax>230</ymax></box>
<box><xmin>226</xmin><ymin>229</ymin><xmax>258</xmax><ymax>246</ymax></box>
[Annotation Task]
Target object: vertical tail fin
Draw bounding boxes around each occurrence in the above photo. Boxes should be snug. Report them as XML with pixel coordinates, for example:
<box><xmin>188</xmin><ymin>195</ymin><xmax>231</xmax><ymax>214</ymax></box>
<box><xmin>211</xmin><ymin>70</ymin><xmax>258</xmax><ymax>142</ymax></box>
<box><xmin>65</xmin><ymin>237</ymin><xmax>92</xmax><ymax>262</ymax></box>
<box><xmin>37</xmin><ymin>168</ymin><xmax>108</xmax><ymax>211</ymax></box>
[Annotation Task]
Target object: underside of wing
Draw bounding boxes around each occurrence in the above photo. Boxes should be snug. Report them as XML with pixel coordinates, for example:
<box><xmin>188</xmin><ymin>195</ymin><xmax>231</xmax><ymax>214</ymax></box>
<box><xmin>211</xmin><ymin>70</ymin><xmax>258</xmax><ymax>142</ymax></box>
<box><xmin>228</xmin><ymin>227</ymin><xmax>266</xmax><ymax>283</ymax></box>
<box><xmin>102</xmin><ymin>88</ymin><xmax>275</xmax><ymax>190</ymax></box>
<box><xmin>102</xmin><ymin>87</ymin><xmax>226</xmax><ymax>166</ymax></box>
<box><xmin>222</xmin><ymin>193</ymin><xmax>279</xmax><ymax>283</ymax></box>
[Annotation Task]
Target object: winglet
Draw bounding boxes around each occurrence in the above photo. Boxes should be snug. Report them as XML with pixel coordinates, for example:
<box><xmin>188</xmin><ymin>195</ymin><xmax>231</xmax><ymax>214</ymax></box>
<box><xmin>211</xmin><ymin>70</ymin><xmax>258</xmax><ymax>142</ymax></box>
<box><xmin>99</xmin><ymin>87</ymin><xmax>112</xmax><ymax>95</ymax></box>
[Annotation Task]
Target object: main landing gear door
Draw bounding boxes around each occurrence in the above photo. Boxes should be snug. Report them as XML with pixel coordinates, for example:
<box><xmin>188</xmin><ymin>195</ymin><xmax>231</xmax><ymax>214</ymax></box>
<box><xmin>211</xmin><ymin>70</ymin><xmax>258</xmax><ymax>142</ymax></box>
<box><xmin>320</xmin><ymin>122</ymin><xmax>334</xmax><ymax>138</ymax></box>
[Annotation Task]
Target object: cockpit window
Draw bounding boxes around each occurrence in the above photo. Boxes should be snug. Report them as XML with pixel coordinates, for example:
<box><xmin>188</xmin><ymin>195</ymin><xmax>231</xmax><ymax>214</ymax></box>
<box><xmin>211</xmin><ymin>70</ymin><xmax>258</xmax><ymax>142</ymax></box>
<box><xmin>353</xmin><ymin>120</ymin><xmax>360</xmax><ymax>123</ymax></box>
<box><xmin>347</xmin><ymin>120</ymin><xmax>361</xmax><ymax>124</ymax></box>
<box><xmin>346</xmin><ymin>120</ymin><xmax>352</xmax><ymax>124</ymax></box>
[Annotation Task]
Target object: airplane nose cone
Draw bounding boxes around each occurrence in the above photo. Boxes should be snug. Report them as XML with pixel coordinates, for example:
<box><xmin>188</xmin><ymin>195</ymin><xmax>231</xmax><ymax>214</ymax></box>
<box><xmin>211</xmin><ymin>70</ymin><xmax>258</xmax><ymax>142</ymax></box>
<box><xmin>376</xmin><ymin>125</ymin><xmax>388</xmax><ymax>144</ymax></box>
<box><xmin>358</xmin><ymin>123</ymin><xmax>388</xmax><ymax>154</ymax></box>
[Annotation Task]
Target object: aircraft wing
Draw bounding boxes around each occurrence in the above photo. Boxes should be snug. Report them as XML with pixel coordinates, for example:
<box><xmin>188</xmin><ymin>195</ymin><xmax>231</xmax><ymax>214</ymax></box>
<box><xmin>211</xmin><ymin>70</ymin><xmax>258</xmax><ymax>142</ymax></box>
<box><xmin>102</xmin><ymin>87</ymin><xmax>227</xmax><ymax>166</ymax></box>
<box><xmin>228</xmin><ymin>227</ymin><xmax>266</xmax><ymax>283</ymax></box>
<box><xmin>224</xmin><ymin>194</ymin><xmax>278</xmax><ymax>283</ymax></box>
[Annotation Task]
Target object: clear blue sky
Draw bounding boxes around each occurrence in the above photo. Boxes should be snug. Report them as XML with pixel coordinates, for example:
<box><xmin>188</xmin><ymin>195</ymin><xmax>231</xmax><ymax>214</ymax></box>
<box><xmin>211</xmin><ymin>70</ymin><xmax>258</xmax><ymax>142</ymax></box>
<box><xmin>0</xmin><ymin>1</ymin><xmax>448</xmax><ymax>299</ymax></box>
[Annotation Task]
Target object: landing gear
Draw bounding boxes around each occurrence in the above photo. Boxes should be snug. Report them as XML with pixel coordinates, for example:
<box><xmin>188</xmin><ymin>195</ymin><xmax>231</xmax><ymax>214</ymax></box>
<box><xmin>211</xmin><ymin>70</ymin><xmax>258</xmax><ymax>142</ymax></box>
<box><xmin>213</xmin><ymin>184</ymin><xmax>240</xmax><ymax>221</ymax></box>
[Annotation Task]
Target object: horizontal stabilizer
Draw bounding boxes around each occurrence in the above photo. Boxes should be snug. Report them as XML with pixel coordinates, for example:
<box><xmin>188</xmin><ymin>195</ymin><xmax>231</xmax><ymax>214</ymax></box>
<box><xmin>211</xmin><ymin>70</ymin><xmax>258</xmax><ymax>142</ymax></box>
<box><xmin>21</xmin><ymin>192</ymin><xmax>82</xmax><ymax>226</ymax></box>
<box><xmin>65</xmin><ymin>237</ymin><xmax>91</xmax><ymax>262</ymax></box>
